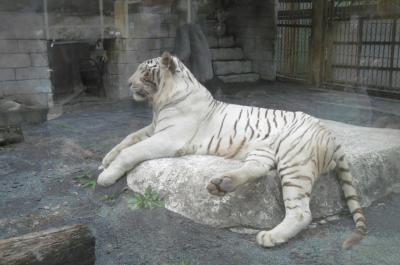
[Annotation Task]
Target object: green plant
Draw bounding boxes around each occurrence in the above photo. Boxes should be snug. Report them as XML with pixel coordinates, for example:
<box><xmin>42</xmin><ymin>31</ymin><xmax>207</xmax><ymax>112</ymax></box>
<box><xmin>102</xmin><ymin>195</ymin><xmax>115</xmax><ymax>204</ymax></box>
<box><xmin>55</xmin><ymin>123</ymin><xmax>70</xmax><ymax>129</ymax></box>
<box><xmin>127</xmin><ymin>186</ymin><xmax>165</xmax><ymax>209</ymax></box>
<box><xmin>74</xmin><ymin>171</ymin><xmax>97</xmax><ymax>189</ymax></box>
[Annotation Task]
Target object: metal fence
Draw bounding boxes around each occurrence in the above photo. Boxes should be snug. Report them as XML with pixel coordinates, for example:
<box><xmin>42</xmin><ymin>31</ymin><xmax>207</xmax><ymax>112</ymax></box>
<box><xmin>276</xmin><ymin>0</ymin><xmax>400</xmax><ymax>95</ymax></box>
<box><xmin>276</xmin><ymin>0</ymin><xmax>313</xmax><ymax>80</ymax></box>
<box><xmin>324</xmin><ymin>0</ymin><xmax>400</xmax><ymax>93</ymax></box>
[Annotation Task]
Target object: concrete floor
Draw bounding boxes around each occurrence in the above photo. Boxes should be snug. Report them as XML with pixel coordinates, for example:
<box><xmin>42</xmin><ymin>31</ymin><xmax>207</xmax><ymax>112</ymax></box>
<box><xmin>1</xmin><ymin>81</ymin><xmax>400</xmax><ymax>265</ymax></box>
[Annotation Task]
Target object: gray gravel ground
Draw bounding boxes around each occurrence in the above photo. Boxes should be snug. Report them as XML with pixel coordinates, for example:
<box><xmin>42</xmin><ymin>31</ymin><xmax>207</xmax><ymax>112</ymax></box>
<box><xmin>1</xmin><ymin>81</ymin><xmax>400</xmax><ymax>265</ymax></box>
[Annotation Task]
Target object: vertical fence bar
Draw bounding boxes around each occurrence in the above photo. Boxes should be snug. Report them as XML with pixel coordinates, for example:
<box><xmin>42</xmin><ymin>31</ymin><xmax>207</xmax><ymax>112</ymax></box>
<box><xmin>187</xmin><ymin>0</ymin><xmax>192</xmax><ymax>24</ymax></box>
<box><xmin>389</xmin><ymin>18</ymin><xmax>397</xmax><ymax>89</ymax></box>
<box><xmin>276</xmin><ymin>0</ymin><xmax>314</xmax><ymax>80</ymax></box>
<box><xmin>99</xmin><ymin>0</ymin><xmax>104</xmax><ymax>42</ymax></box>
<box><xmin>311</xmin><ymin>0</ymin><xmax>326</xmax><ymax>86</ymax></box>
<box><xmin>43</xmin><ymin>0</ymin><xmax>49</xmax><ymax>40</ymax></box>
<box><xmin>356</xmin><ymin>18</ymin><xmax>364</xmax><ymax>87</ymax></box>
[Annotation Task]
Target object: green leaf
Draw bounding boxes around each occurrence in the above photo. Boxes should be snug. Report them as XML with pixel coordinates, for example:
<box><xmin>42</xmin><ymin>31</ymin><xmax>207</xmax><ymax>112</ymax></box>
<box><xmin>127</xmin><ymin>186</ymin><xmax>165</xmax><ymax>210</ymax></box>
<box><xmin>74</xmin><ymin>171</ymin><xmax>96</xmax><ymax>189</ymax></box>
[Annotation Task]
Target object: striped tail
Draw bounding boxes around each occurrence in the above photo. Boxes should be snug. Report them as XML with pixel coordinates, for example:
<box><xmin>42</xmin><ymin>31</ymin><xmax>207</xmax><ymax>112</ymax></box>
<box><xmin>334</xmin><ymin>145</ymin><xmax>367</xmax><ymax>250</ymax></box>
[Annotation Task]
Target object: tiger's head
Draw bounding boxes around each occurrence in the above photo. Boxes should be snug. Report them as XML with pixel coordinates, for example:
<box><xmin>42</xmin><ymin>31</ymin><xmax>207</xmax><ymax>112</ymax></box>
<box><xmin>128</xmin><ymin>51</ymin><xmax>178</xmax><ymax>103</ymax></box>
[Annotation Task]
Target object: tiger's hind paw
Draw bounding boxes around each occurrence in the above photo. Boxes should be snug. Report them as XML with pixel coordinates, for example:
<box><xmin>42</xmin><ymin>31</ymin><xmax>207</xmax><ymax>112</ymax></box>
<box><xmin>256</xmin><ymin>231</ymin><xmax>287</xmax><ymax>248</ymax></box>
<box><xmin>206</xmin><ymin>176</ymin><xmax>236</xmax><ymax>196</ymax></box>
<box><xmin>256</xmin><ymin>231</ymin><xmax>276</xmax><ymax>247</ymax></box>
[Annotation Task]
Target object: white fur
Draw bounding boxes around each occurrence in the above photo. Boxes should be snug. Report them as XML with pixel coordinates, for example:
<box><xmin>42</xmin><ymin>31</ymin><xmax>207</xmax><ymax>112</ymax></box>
<box><xmin>98</xmin><ymin>53</ymin><xmax>366</xmax><ymax>248</ymax></box>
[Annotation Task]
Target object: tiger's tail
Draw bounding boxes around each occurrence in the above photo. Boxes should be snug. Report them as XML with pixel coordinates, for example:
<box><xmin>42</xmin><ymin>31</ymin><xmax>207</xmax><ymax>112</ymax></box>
<box><xmin>333</xmin><ymin>144</ymin><xmax>367</xmax><ymax>250</ymax></box>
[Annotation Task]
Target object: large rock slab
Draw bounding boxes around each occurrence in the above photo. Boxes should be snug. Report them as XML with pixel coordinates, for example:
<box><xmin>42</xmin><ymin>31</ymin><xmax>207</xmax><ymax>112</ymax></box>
<box><xmin>218</xmin><ymin>73</ymin><xmax>260</xmax><ymax>83</ymax></box>
<box><xmin>127</xmin><ymin>120</ymin><xmax>400</xmax><ymax>229</ymax></box>
<box><xmin>208</xmin><ymin>36</ymin><xmax>235</xmax><ymax>48</ymax></box>
<box><xmin>0</xmin><ymin>99</ymin><xmax>48</xmax><ymax>125</ymax></box>
<box><xmin>211</xmin><ymin>48</ymin><xmax>244</xmax><ymax>60</ymax></box>
<box><xmin>213</xmin><ymin>60</ymin><xmax>252</xmax><ymax>75</ymax></box>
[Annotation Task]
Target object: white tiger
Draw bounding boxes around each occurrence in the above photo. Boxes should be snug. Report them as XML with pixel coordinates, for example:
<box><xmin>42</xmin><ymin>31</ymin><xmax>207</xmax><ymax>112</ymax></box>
<box><xmin>98</xmin><ymin>52</ymin><xmax>367</xmax><ymax>249</ymax></box>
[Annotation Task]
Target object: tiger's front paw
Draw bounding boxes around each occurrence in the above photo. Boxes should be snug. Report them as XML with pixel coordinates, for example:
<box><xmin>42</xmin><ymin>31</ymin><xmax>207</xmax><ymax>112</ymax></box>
<box><xmin>206</xmin><ymin>176</ymin><xmax>236</xmax><ymax>196</ymax></box>
<box><xmin>97</xmin><ymin>167</ymin><xmax>123</xmax><ymax>187</ymax></box>
<box><xmin>101</xmin><ymin>149</ymin><xmax>119</xmax><ymax>169</ymax></box>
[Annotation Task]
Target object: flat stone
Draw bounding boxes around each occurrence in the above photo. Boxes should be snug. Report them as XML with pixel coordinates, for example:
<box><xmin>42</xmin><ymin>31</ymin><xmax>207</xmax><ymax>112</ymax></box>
<box><xmin>213</xmin><ymin>60</ymin><xmax>252</xmax><ymax>75</ymax></box>
<box><xmin>218</xmin><ymin>73</ymin><xmax>260</xmax><ymax>83</ymax></box>
<box><xmin>0</xmin><ymin>54</ymin><xmax>30</xmax><ymax>68</ymax></box>
<box><xmin>0</xmin><ymin>40</ymin><xmax>19</xmax><ymax>53</ymax></box>
<box><xmin>127</xmin><ymin>120</ymin><xmax>400</xmax><ymax>229</ymax></box>
<box><xmin>16</xmin><ymin>67</ymin><xmax>50</xmax><ymax>80</ymax></box>
<box><xmin>211</xmin><ymin>48</ymin><xmax>244</xmax><ymax>60</ymax></box>
<box><xmin>208</xmin><ymin>36</ymin><xmax>235</xmax><ymax>48</ymax></box>
<box><xmin>0</xmin><ymin>69</ymin><xmax>15</xmax><ymax>81</ymax></box>
<box><xmin>0</xmin><ymin>99</ymin><xmax>48</xmax><ymax>125</ymax></box>
<box><xmin>30</xmin><ymin>53</ymin><xmax>49</xmax><ymax>67</ymax></box>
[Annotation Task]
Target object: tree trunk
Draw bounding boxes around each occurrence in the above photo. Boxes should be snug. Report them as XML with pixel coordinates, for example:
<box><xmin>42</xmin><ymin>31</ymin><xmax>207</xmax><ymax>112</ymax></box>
<box><xmin>0</xmin><ymin>225</ymin><xmax>95</xmax><ymax>265</ymax></box>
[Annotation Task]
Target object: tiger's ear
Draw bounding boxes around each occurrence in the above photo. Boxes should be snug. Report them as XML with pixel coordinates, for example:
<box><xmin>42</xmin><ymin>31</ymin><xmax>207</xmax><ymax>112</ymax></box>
<box><xmin>161</xmin><ymin>51</ymin><xmax>176</xmax><ymax>73</ymax></box>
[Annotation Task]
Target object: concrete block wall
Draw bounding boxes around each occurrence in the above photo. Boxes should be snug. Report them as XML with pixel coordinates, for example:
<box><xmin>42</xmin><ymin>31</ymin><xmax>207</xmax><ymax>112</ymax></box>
<box><xmin>0</xmin><ymin>0</ymin><xmax>278</xmax><ymax>106</ymax></box>
<box><xmin>104</xmin><ymin>8</ymin><xmax>177</xmax><ymax>99</ymax></box>
<box><xmin>227</xmin><ymin>0</ymin><xmax>276</xmax><ymax>80</ymax></box>
<box><xmin>0</xmin><ymin>10</ymin><xmax>51</xmax><ymax>107</ymax></box>
<box><xmin>0</xmin><ymin>0</ymin><xmax>116</xmax><ymax>108</ymax></box>
<box><xmin>46</xmin><ymin>0</ymin><xmax>115</xmax><ymax>40</ymax></box>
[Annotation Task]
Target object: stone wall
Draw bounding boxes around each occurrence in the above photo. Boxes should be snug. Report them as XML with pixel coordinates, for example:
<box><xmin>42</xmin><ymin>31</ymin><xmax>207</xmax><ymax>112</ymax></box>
<box><xmin>0</xmin><ymin>0</ymin><xmax>278</xmax><ymax>105</ymax></box>
<box><xmin>0</xmin><ymin>0</ymin><xmax>116</xmax><ymax>107</ymax></box>
<box><xmin>46</xmin><ymin>0</ymin><xmax>114</xmax><ymax>41</ymax></box>
<box><xmin>0</xmin><ymin>5</ymin><xmax>51</xmax><ymax>107</ymax></box>
<box><xmin>227</xmin><ymin>0</ymin><xmax>276</xmax><ymax>80</ymax></box>
<box><xmin>104</xmin><ymin>2</ymin><xmax>177</xmax><ymax>98</ymax></box>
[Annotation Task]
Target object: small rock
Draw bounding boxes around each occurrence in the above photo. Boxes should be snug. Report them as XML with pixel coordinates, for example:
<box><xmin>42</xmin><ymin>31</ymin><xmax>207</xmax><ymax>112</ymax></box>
<box><xmin>106</xmin><ymin>243</ymin><xmax>113</xmax><ymax>254</ymax></box>
<box><xmin>319</xmin><ymin>220</ymin><xmax>327</xmax><ymax>225</ymax></box>
<box><xmin>326</xmin><ymin>215</ymin><xmax>340</xmax><ymax>222</ymax></box>
<box><xmin>43</xmin><ymin>206</ymin><xmax>50</xmax><ymax>210</ymax></box>
<box><xmin>308</xmin><ymin>223</ymin><xmax>318</xmax><ymax>229</ymax></box>
<box><xmin>0</xmin><ymin>125</ymin><xmax>24</xmax><ymax>145</ymax></box>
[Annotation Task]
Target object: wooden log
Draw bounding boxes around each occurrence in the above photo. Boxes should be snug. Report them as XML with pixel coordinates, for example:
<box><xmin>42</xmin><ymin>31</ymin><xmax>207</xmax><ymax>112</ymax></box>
<box><xmin>0</xmin><ymin>225</ymin><xmax>95</xmax><ymax>265</ymax></box>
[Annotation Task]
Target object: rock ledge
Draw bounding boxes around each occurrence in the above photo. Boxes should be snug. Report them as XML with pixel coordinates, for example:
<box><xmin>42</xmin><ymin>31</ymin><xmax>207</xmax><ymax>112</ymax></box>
<box><xmin>127</xmin><ymin>120</ymin><xmax>400</xmax><ymax>228</ymax></box>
